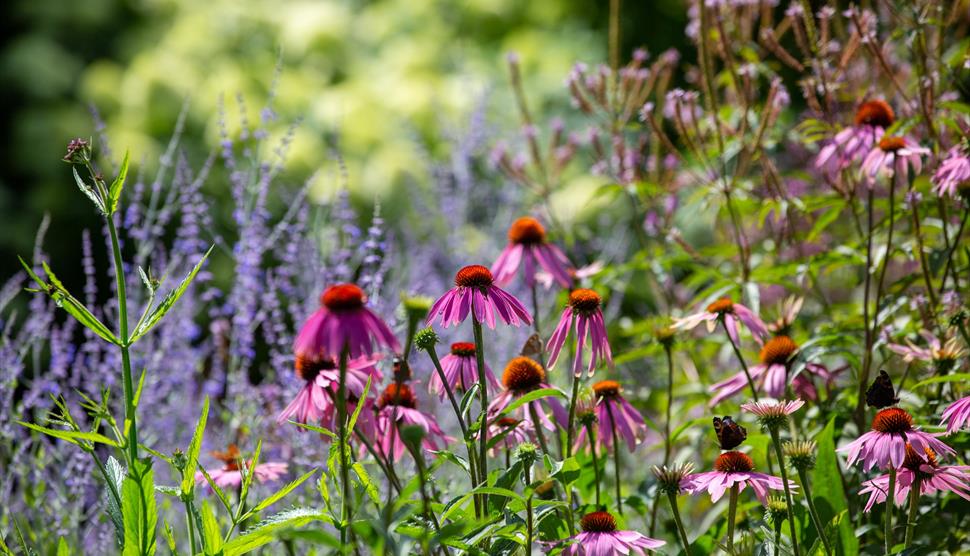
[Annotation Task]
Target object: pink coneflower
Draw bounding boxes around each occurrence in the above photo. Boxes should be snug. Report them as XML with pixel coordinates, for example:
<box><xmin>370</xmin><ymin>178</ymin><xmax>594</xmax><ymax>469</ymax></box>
<box><xmin>941</xmin><ymin>396</ymin><xmax>970</xmax><ymax>435</ymax></box>
<box><xmin>428</xmin><ymin>342</ymin><xmax>499</xmax><ymax>398</ymax></box>
<box><xmin>547</xmin><ymin>289</ymin><xmax>613</xmax><ymax>377</ymax></box>
<box><xmin>860</xmin><ymin>444</ymin><xmax>970</xmax><ymax>512</ymax></box>
<box><xmin>931</xmin><ymin>146</ymin><xmax>970</xmax><ymax>198</ymax></box>
<box><xmin>887</xmin><ymin>330</ymin><xmax>965</xmax><ymax>370</ymax></box>
<box><xmin>294</xmin><ymin>284</ymin><xmax>400</xmax><ymax>360</ymax></box>
<box><xmin>491</xmin><ymin>216</ymin><xmax>573</xmax><ymax>289</ymax></box>
<box><xmin>536</xmin><ymin>260</ymin><xmax>604</xmax><ymax>290</ymax></box>
<box><xmin>488</xmin><ymin>417</ymin><xmax>536</xmax><ymax>455</ymax></box>
<box><xmin>374</xmin><ymin>383</ymin><xmax>450</xmax><ymax>460</ymax></box>
<box><xmin>672</xmin><ymin>297</ymin><xmax>769</xmax><ymax>344</ymax></box>
<box><xmin>741</xmin><ymin>399</ymin><xmax>804</xmax><ymax>425</ymax></box>
<box><xmin>683</xmin><ymin>451</ymin><xmax>789</xmax><ymax>504</ymax></box>
<box><xmin>860</xmin><ymin>136</ymin><xmax>930</xmax><ymax>185</ymax></box>
<box><xmin>573</xmin><ymin>380</ymin><xmax>650</xmax><ymax>452</ymax></box>
<box><xmin>816</xmin><ymin>100</ymin><xmax>894</xmax><ymax>176</ymax></box>
<box><xmin>549</xmin><ymin>511</ymin><xmax>665</xmax><ymax>555</ymax></box>
<box><xmin>839</xmin><ymin>407</ymin><xmax>956</xmax><ymax>472</ymax></box>
<box><xmin>194</xmin><ymin>444</ymin><xmax>288</xmax><ymax>489</ymax></box>
<box><xmin>488</xmin><ymin>356</ymin><xmax>567</xmax><ymax>432</ymax></box>
<box><xmin>277</xmin><ymin>354</ymin><xmax>381</xmax><ymax>427</ymax></box>
<box><xmin>709</xmin><ymin>335</ymin><xmax>802</xmax><ymax>406</ymax></box>
<box><xmin>426</xmin><ymin>265</ymin><xmax>532</xmax><ymax>329</ymax></box>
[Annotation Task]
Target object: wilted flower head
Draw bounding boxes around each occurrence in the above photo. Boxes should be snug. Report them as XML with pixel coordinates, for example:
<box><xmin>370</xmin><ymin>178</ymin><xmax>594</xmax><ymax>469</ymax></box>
<box><xmin>547</xmin><ymin>288</ymin><xmax>613</xmax><ymax>377</ymax></box>
<box><xmin>887</xmin><ymin>330</ymin><xmax>965</xmax><ymax>373</ymax></box>
<box><xmin>741</xmin><ymin>399</ymin><xmax>804</xmax><ymax>431</ymax></box>
<box><xmin>652</xmin><ymin>462</ymin><xmax>695</xmax><ymax>495</ymax></box>
<box><xmin>932</xmin><ymin>146</ymin><xmax>970</xmax><ymax>199</ymax></box>
<box><xmin>491</xmin><ymin>216</ymin><xmax>574</xmax><ymax>288</ymax></box>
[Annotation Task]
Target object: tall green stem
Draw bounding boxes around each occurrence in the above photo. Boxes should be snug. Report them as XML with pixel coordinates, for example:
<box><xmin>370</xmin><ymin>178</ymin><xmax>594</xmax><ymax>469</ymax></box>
<box><xmin>651</xmin><ymin>344</ymin><xmax>676</xmax><ymax>536</ymax></box>
<box><xmin>605</xmin><ymin>402</ymin><xmax>623</xmax><ymax>515</ymax></box>
<box><xmin>471</xmin><ymin>316</ymin><xmax>489</xmax><ymax>508</ymax></box>
<box><xmin>770</xmin><ymin>429</ymin><xmax>800</xmax><ymax>556</ymax></box>
<box><xmin>524</xmin><ymin>462</ymin><xmax>534</xmax><ymax>555</ymax></box>
<box><xmin>184</xmin><ymin>499</ymin><xmax>199</xmax><ymax>555</ymax></box>
<box><xmin>565</xmin><ymin>374</ymin><xmax>581</xmax><ymax>457</ymax></box>
<box><xmin>885</xmin><ymin>467</ymin><xmax>897</xmax><ymax>554</ymax></box>
<box><xmin>797</xmin><ymin>468</ymin><xmax>832</xmax><ymax>556</ymax></box>
<box><xmin>336</xmin><ymin>346</ymin><xmax>353</xmax><ymax>547</ymax></box>
<box><xmin>723</xmin><ymin>320</ymin><xmax>759</xmax><ymax>402</ymax></box>
<box><xmin>904</xmin><ymin>477</ymin><xmax>921</xmax><ymax>548</ymax></box>
<box><xmin>727</xmin><ymin>485</ymin><xmax>739</xmax><ymax>554</ymax></box>
<box><xmin>586</xmin><ymin>423</ymin><xmax>602</xmax><ymax>507</ymax></box>
<box><xmin>105</xmin><ymin>210</ymin><xmax>139</xmax><ymax>465</ymax></box>
<box><xmin>667</xmin><ymin>492</ymin><xmax>692</xmax><ymax>555</ymax></box>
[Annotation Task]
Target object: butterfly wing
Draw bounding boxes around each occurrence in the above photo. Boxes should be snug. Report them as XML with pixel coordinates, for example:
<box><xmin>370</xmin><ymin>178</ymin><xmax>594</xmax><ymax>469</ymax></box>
<box><xmin>865</xmin><ymin>370</ymin><xmax>899</xmax><ymax>409</ymax></box>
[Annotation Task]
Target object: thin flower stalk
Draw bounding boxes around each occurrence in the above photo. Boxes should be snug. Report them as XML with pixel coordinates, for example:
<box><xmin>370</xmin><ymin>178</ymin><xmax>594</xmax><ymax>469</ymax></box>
<box><xmin>769</xmin><ymin>429</ymin><xmax>801</xmax><ymax>556</ymax></box>
<box><xmin>904</xmin><ymin>476</ymin><xmax>921</xmax><ymax>548</ymax></box>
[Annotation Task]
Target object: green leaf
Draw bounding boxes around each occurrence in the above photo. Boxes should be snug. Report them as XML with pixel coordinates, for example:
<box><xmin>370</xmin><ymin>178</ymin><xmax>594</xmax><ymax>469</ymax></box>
<box><xmin>17</xmin><ymin>258</ymin><xmax>120</xmax><ymax>345</ymax></box>
<box><xmin>161</xmin><ymin>521</ymin><xmax>179</xmax><ymax>556</ymax></box>
<box><xmin>182</xmin><ymin>397</ymin><xmax>210</xmax><ymax>496</ymax></box>
<box><xmin>122</xmin><ymin>458</ymin><xmax>158</xmax><ymax>556</ymax></box>
<box><xmin>811</xmin><ymin>418</ymin><xmax>858</xmax><ymax>556</ymax></box>
<box><xmin>546</xmin><ymin>455</ymin><xmax>581</xmax><ymax>487</ymax></box>
<box><xmin>351</xmin><ymin>463</ymin><xmax>380</xmax><ymax>505</ymax></box>
<box><xmin>56</xmin><ymin>537</ymin><xmax>69</xmax><ymax>556</ymax></box>
<box><xmin>347</xmin><ymin>376</ymin><xmax>371</xmax><ymax>433</ymax></box>
<box><xmin>107</xmin><ymin>150</ymin><xmax>130</xmax><ymax>215</ymax></box>
<box><xmin>911</xmin><ymin>373</ymin><xmax>970</xmax><ymax>389</ymax></box>
<box><xmin>105</xmin><ymin>456</ymin><xmax>126</xmax><ymax>548</ymax></box>
<box><xmin>249</xmin><ymin>469</ymin><xmax>317</xmax><ymax>515</ymax></box>
<box><xmin>18</xmin><ymin>421</ymin><xmax>120</xmax><ymax>447</ymax></box>
<box><xmin>197</xmin><ymin>467</ymin><xmax>232</xmax><ymax>515</ymax></box>
<box><xmin>238</xmin><ymin>440</ymin><xmax>262</xmax><ymax>510</ymax></box>
<box><xmin>130</xmin><ymin>246</ymin><xmax>213</xmax><ymax>343</ymax></box>
<box><xmin>459</xmin><ymin>383</ymin><xmax>479</xmax><ymax>418</ymax></box>
<box><xmin>290</xmin><ymin>421</ymin><xmax>337</xmax><ymax>438</ymax></box>
<box><xmin>496</xmin><ymin>388</ymin><xmax>565</xmax><ymax>417</ymax></box>
<box><xmin>221</xmin><ymin>508</ymin><xmax>330</xmax><ymax>556</ymax></box>
<box><xmin>73</xmin><ymin>166</ymin><xmax>106</xmax><ymax>213</ymax></box>
<box><xmin>199</xmin><ymin>500</ymin><xmax>222</xmax><ymax>555</ymax></box>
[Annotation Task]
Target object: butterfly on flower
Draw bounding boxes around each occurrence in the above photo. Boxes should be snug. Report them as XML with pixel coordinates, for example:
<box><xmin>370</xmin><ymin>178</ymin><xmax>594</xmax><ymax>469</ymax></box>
<box><xmin>713</xmin><ymin>416</ymin><xmax>747</xmax><ymax>450</ymax></box>
<box><xmin>866</xmin><ymin>370</ymin><xmax>899</xmax><ymax>409</ymax></box>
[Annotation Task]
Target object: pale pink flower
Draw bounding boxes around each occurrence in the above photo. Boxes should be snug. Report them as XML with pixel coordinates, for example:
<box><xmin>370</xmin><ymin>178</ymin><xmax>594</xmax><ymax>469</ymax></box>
<box><xmin>491</xmin><ymin>216</ymin><xmax>573</xmax><ymax>288</ymax></box>
<box><xmin>932</xmin><ymin>146</ymin><xmax>970</xmax><ymax>198</ymax></box>
<box><xmin>673</xmin><ymin>297</ymin><xmax>769</xmax><ymax>344</ymax></box>
<box><xmin>194</xmin><ymin>445</ymin><xmax>288</xmax><ymax>489</ymax></box>
<box><xmin>683</xmin><ymin>451</ymin><xmax>791</xmax><ymax>504</ymax></box>
<box><xmin>839</xmin><ymin>408</ymin><xmax>956</xmax><ymax>471</ymax></box>
<box><xmin>426</xmin><ymin>265</ymin><xmax>532</xmax><ymax>329</ymax></box>
<box><xmin>860</xmin><ymin>135</ymin><xmax>929</xmax><ymax>186</ymax></box>
<box><xmin>941</xmin><ymin>396</ymin><xmax>970</xmax><ymax>435</ymax></box>
<box><xmin>887</xmin><ymin>330</ymin><xmax>965</xmax><ymax>366</ymax></box>
<box><xmin>428</xmin><ymin>342</ymin><xmax>499</xmax><ymax>398</ymax></box>
<box><xmin>547</xmin><ymin>289</ymin><xmax>613</xmax><ymax>377</ymax></box>
<box><xmin>548</xmin><ymin>511</ymin><xmax>665</xmax><ymax>555</ymax></box>
<box><xmin>374</xmin><ymin>383</ymin><xmax>451</xmax><ymax>460</ymax></box>
<box><xmin>860</xmin><ymin>444</ymin><xmax>970</xmax><ymax>511</ymax></box>
<box><xmin>816</xmin><ymin>99</ymin><xmax>894</xmax><ymax>176</ymax></box>
<box><xmin>741</xmin><ymin>398</ymin><xmax>805</xmax><ymax>419</ymax></box>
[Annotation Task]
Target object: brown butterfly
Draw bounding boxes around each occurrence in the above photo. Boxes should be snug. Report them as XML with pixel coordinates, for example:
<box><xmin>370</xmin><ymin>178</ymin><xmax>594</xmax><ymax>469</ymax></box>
<box><xmin>865</xmin><ymin>370</ymin><xmax>899</xmax><ymax>409</ymax></box>
<box><xmin>713</xmin><ymin>416</ymin><xmax>747</xmax><ymax>450</ymax></box>
<box><xmin>520</xmin><ymin>333</ymin><xmax>544</xmax><ymax>359</ymax></box>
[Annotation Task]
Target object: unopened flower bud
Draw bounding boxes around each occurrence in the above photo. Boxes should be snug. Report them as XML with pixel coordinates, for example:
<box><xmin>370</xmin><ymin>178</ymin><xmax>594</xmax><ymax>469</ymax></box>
<box><xmin>784</xmin><ymin>440</ymin><xmax>817</xmax><ymax>471</ymax></box>
<box><xmin>414</xmin><ymin>327</ymin><xmax>439</xmax><ymax>351</ymax></box>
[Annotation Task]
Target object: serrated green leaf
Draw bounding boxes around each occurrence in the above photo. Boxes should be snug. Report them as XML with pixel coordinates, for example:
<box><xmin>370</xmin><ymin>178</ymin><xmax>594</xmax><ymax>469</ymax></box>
<box><xmin>162</xmin><ymin>521</ymin><xmax>179</xmax><ymax>556</ymax></box>
<box><xmin>238</xmin><ymin>440</ymin><xmax>261</xmax><ymax>510</ymax></box>
<box><xmin>105</xmin><ymin>456</ymin><xmax>126</xmax><ymax>548</ymax></box>
<box><xmin>248</xmin><ymin>469</ymin><xmax>317</xmax><ymax>516</ymax></box>
<box><xmin>18</xmin><ymin>421</ymin><xmax>120</xmax><ymax>447</ymax></box>
<box><xmin>182</xmin><ymin>397</ymin><xmax>210</xmax><ymax>496</ymax></box>
<box><xmin>73</xmin><ymin>166</ymin><xmax>106</xmax><ymax>213</ymax></box>
<box><xmin>290</xmin><ymin>421</ymin><xmax>337</xmax><ymax>438</ymax></box>
<box><xmin>221</xmin><ymin>508</ymin><xmax>329</xmax><ymax>556</ymax></box>
<box><xmin>107</xmin><ymin>150</ymin><xmax>130</xmax><ymax>215</ymax></box>
<box><xmin>122</xmin><ymin>458</ymin><xmax>158</xmax><ymax>556</ymax></box>
<box><xmin>199</xmin><ymin>500</ymin><xmax>222</xmax><ymax>555</ymax></box>
<box><xmin>351</xmin><ymin>463</ymin><xmax>379</xmax><ymax>505</ymax></box>
<box><xmin>130</xmin><ymin>247</ymin><xmax>212</xmax><ymax>343</ymax></box>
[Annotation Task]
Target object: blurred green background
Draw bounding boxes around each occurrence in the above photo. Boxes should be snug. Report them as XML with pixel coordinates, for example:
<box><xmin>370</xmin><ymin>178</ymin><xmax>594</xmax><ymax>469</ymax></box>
<box><xmin>0</xmin><ymin>0</ymin><xmax>688</xmax><ymax>282</ymax></box>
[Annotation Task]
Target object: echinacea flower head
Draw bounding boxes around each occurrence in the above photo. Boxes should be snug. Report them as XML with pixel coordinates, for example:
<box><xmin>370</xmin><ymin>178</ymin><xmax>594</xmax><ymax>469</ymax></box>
<box><xmin>816</xmin><ymin>100</ymin><xmax>893</xmax><ymax>176</ymax></box>
<box><xmin>428</xmin><ymin>342</ymin><xmax>499</xmax><ymax>398</ymax></box>
<box><xmin>860</xmin><ymin>135</ymin><xmax>929</xmax><ymax>185</ymax></box>
<box><xmin>839</xmin><ymin>407</ymin><xmax>956</xmax><ymax>471</ymax></box>
<box><xmin>294</xmin><ymin>283</ymin><xmax>400</xmax><ymax>360</ymax></box>
<box><xmin>550</xmin><ymin>511</ymin><xmax>665</xmax><ymax>555</ymax></box>
<box><xmin>276</xmin><ymin>354</ymin><xmax>382</xmax><ymax>427</ymax></box>
<box><xmin>683</xmin><ymin>451</ymin><xmax>791</xmax><ymax>504</ymax></box>
<box><xmin>488</xmin><ymin>356</ymin><xmax>567</xmax><ymax>432</ymax></box>
<box><xmin>888</xmin><ymin>330</ymin><xmax>965</xmax><ymax>373</ymax></box>
<box><xmin>709</xmin><ymin>335</ymin><xmax>799</xmax><ymax>406</ymax></box>
<box><xmin>764</xmin><ymin>496</ymin><xmax>789</xmax><ymax>526</ymax></box>
<box><xmin>766</xmin><ymin>296</ymin><xmax>803</xmax><ymax>335</ymax></box>
<box><xmin>491</xmin><ymin>216</ymin><xmax>574</xmax><ymax>288</ymax></box>
<box><xmin>672</xmin><ymin>297</ymin><xmax>769</xmax><ymax>344</ymax></box>
<box><xmin>375</xmin><ymin>383</ymin><xmax>450</xmax><ymax>460</ymax></box>
<box><xmin>941</xmin><ymin>395</ymin><xmax>970</xmax><ymax>435</ymax></box>
<box><xmin>741</xmin><ymin>398</ymin><xmax>804</xmax><ymax>431</ymax></box>
<box><xmin>194</xmin><ymin>444</ymin><xmax>288</xmax><ymax>489</ymax></box>
<box><xmin>489</xmin><ymin>417</ymin><xmax>536</xmax><ymax>454</ymax></box>
<box><xmin>860</xmin><ymin>444</ymin><xmax>970</xmax><ymax>512</ymax></box>
<box><xmin>652</xmin><ymin>462</ymin><xmax>695</xmax><ymax>495</ymax></box>
<box><xmin>426</xmin><ymin>265</ymin><xmax>532</xmax><ymax>329</ymax></box>
<box><xmin>547</xmin><ymin>288</ymin><xmax>613</xmax><ymax>377</ymax></box>
<box><xmin>574</xmin><ymin>380</ymin><xmax>651</xmax><ymax>453</ymax></box>
<box><xmin>932</xmin><ymin>146</ymin><xmax>970</xmax><ymax>199</ymax></box>
<box><xmin>783</xmin><ymin>440</ymin><xmax>817</xmax><ymax>471</ymax></box>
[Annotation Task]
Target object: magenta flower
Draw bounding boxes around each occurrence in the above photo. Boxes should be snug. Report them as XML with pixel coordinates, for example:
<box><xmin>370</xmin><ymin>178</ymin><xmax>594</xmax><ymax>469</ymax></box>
<box><xmin>709</xmin><ymin>335</ymin><xmax>799</xmax><ymax>406</ymax></box>
<box><xmin>860</xmin><ymin>136</ymin><xmax>929</xmax><ymax>186</ymax></box>
<box><xmin>294</xmin><ymin>283</ymin><xmax>400</xmax><ymax>360</ymax></box>
<box><xmin>194</xmin><ymin>444</ymin><xmax>288</xmax><ymax>489</ymax></box>
<box><xmin>426</xmin><ymin>265</ymin><xmax>532</xmax><ymax>329</ymax></box>
<box><xmin>941</xmin><ymin>396</ymin><xmax>970</xmax><ymax>435</ymax></box>
<box><xmin>815</xmin><ymin>99</ymin><xmax>894</xmax><ymax>176</ymax></box>
<box><xmin>374</xmin><ymin>383</ymin><xmax>451</xmax><ymax>460</ymax></box>
<box><xmin>488</xmin><ymin>356</ymin><xmax>567</xmax><ymax>432</ymax></box>
<box><xmin>491</xmin><ymin>216</ymin><xmax>573</xmax><ymax>288</ymax></box>
<box><xmin>672</xmin><ymin>297</ymin><xmax>769</xmax><ymax>344</ymax></box>
<box><xmin>839</xmin><ymin>407</ymin><xmax>956</xmax><ymax>472</ymax></box>
<box><xmin>573</xmin><ymin>380</ymin><xmax>652</xmax><ymax>453</ymax></box>
<box><xmin>547</xmin><ymin>288</ymin><xmax>613</xmax><ymax>377</ymax></box>
<box><xmin>277</xmin><ymin>354</ymin><xmax>382</xmax><ymax>427</ymax></box>
<box><xmin>428</xmin><ymin>342</ymin><xmax>499</xmax><ymax>398</ymax></box>
<box><xmin>548</xmin><ymin>511</ymin><xmax>665</xmax><ymax>555</ymax></box>
<box><xmin>488</xmin><ymin>417</ymin><xmax>536</xmax><ymax>455</ymax></box>
<box><xmin>860</xmin><ymin>444</ymin><xmax>970</xmax><ymax>511</ymax></box>
<box><xmin>932</xmin><ymin>146</ymin><xmax>970</xmax><ymax>198</ymax></box>
<box><xmin>683</xmin><ymin>451</ymin><xmax>790</xmax><ymax>504</ymax></box>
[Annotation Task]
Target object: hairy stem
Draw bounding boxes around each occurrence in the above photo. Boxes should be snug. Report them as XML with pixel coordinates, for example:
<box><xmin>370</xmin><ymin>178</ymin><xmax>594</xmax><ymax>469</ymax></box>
<box><xmin>770</xmin><ymin>429</ymin><xmax>800</xmax><ymax>556</ymax></box>
<box><xmin>797</xmin><ymin>468</ymin><xmax>832</xmax><ymax>556</ymax></box>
